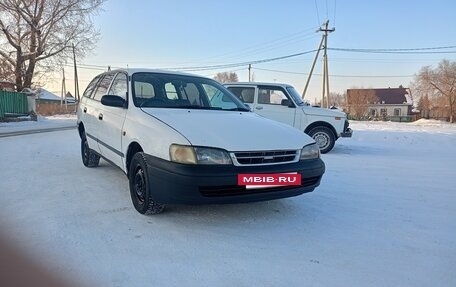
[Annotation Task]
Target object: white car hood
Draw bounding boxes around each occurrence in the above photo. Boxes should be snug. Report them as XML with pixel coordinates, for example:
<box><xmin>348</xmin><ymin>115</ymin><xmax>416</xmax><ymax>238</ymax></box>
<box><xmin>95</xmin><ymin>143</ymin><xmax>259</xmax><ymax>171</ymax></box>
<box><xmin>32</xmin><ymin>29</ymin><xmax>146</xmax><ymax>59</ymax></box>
<box><xmin>303</xmin><ymin>106</ymin><xmax>346</xmax><ymax>118</ymax></box>
<box><xmin>142</xmin><ymin>109</ymin><xmax>314</xmax><ymax>151</ymax></box>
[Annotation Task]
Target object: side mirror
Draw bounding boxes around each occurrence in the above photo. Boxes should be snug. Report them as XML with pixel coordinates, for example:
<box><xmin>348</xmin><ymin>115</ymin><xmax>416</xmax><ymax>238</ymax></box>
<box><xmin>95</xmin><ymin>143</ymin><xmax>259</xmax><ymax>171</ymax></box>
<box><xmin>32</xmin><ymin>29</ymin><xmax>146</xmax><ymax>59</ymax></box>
<box><xmin>101</xmin><ymin>95</ymin><xmax>126</xmax><ymax>108</ymax></box>
<box><xmin>281</xmin><ymin>99</ymin><xmax>294</xmax><ymax>108</ymax></box>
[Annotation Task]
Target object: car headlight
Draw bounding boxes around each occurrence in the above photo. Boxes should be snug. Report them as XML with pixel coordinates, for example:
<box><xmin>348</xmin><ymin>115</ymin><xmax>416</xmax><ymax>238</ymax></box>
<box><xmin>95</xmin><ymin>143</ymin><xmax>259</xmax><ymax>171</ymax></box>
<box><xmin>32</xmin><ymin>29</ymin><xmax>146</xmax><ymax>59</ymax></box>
<box><xmin>300</xmin><ymin>143</ymin><xmax>320</xmax><ymax>160</ymax></box>
<box><xmin>170</xmin><ymin>144</ymin><xmax>232</xmax><ymax>165</ymax></box>
<box><xmin>170</xmin><ymin>144</ymin><xmax>197</xmax><ymax>164</ymax></box>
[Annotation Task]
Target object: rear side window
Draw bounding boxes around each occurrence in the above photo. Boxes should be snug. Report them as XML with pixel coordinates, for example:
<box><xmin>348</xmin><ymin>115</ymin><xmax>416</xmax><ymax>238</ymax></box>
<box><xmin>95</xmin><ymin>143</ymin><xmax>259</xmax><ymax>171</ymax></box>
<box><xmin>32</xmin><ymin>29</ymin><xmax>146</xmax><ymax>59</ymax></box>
<box><xmin>227</xmin><ymin>87</ymin><xmax>255</xmax><ymax>103</ymax></box>
<box><xmin>92</xmin><ymin>73</ymin><xmax>115</xmax><ymax>101</ymax></box>
<box><xmin>165</xmin><ymin>83</ymin><xmax>178</xmax><ymax>100</ymax></box>
<box><xmin>82</xmin><ymin>75</ymin><xmax>101</xmax><ymax>98</ymax></box>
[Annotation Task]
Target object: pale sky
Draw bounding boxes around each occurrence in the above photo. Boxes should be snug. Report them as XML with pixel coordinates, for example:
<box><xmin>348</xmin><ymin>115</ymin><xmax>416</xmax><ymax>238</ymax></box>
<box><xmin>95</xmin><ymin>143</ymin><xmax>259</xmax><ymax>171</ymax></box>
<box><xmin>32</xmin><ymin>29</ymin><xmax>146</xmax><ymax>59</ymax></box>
<box><xmin>46</xmin><ymin>0</ymin><xmax>456</xmax><ymax>104</ymax></box>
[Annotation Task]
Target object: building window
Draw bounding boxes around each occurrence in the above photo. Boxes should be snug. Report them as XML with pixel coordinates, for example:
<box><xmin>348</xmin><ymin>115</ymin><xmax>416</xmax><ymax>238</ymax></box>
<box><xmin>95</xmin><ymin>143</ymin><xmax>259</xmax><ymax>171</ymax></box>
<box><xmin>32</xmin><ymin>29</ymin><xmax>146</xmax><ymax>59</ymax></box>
<box><xmin>370</xmin><ymin>109</ymin><xmax>377</xmax><ymax>116</ymax></box>
<box><xmin>380</xmin><ymin>108</ymin><xmax>387</xmax><ymax>117</ymax></box>
<box><xmin>394</xmin><ymin>108</ymin><xmax>401</xmax><ymax>116</ymax></box>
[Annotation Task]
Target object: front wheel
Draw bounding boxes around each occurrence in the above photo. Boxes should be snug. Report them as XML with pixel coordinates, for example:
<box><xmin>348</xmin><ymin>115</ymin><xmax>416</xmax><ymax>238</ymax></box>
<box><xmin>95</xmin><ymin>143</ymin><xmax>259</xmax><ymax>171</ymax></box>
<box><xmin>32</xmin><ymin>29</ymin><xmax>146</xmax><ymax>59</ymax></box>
<box><xmin>129</xmin><ymin>153</ymin><xmax>165</xmax><ymax>215</ymax></box>
<box><xmin>308</xmin><ymin>126</ymin><xmax>335</xmax><ymax>154</ymax></box>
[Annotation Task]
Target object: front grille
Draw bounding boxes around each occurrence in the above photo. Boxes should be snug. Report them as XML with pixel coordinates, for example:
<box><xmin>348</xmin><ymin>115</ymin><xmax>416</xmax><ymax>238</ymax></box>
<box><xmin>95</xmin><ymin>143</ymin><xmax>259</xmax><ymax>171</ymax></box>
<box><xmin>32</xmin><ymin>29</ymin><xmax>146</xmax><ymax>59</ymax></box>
<box><xmin>232</xmin><ymin>150</ymin><xmax>298</xmax><ymax>166</ymax></box>
<box><xmin>199</xmin><ymin>176</ymin><xmax>321</xmax><ymax>197</ymax></box>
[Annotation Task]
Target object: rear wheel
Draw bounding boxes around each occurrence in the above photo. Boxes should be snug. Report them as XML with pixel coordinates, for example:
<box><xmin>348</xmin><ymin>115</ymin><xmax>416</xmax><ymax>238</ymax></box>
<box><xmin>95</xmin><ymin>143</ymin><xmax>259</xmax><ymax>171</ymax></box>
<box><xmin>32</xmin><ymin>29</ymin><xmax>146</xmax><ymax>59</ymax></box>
<box><xmin>308</xmin><ymin>126</ymin><xmax>335</xmax><ymax>154</ymax></box>
<box><xmin>129</xmin><ymin>152</ymin><xmax>165</xmax><ymax>215</ymax></box>
<box><xmin>81</xmin><ymin>133</ymin><xmax>100</xmax><ymax>167</ymax></box>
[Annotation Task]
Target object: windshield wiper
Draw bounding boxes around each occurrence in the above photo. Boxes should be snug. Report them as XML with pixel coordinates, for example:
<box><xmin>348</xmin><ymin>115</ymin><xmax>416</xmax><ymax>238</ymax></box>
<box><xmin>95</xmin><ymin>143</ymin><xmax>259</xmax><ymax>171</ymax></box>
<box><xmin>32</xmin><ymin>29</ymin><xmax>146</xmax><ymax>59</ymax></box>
<box><xmin>173</xmin><ymin>105</ymin><xmax>222</xmax><ymax>110</ymax></box>
<box><xmin>226</xmin><ymin>107</ymin><xmax>250</xmax><ymax>112</ymax></box>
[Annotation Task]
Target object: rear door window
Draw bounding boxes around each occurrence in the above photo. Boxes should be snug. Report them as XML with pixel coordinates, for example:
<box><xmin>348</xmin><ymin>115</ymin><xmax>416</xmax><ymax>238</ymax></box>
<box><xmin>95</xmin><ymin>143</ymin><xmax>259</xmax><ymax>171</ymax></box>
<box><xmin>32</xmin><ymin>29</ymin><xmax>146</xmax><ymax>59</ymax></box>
<box><xmin>92</xmin><ymin>73</ymin><xmax>115</xmax><ymax>101</ymax></box>
<box><xmin>82</xmin><ymin>75</ymin><xmax>102</xmax><ymax>99</ymax></box>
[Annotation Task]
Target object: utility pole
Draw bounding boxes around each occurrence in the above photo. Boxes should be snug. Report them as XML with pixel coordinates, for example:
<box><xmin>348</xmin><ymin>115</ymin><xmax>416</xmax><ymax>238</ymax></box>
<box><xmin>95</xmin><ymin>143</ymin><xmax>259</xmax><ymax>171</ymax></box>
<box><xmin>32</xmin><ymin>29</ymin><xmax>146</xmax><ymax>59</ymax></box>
<box><xmin>301</xmin><ymin>20</ymin><xmax>335</xmax><ymax>108</ymax></box>
<box><xmin>302</xmin><ymin>36</ymin><xmax>324</xmax><ymax>98</ymax></box>
<box><xmin>72</xmin><ymin>44</ymin><xmax>80</xmax><ymax>103</ymax></box>
<box><xmin>321</xmin><ymin>20</ymin><xmax>335</xmax><ymax>108</ymax></box>
<box><xmin>248</xmin><ymin>64</ymin><xmax>252</xmax><ymax>82</ymax></box>
<box><xmin>61</xmin><ymin>68</ymin><xmax>67</xmax><ymax>111</ymax></box>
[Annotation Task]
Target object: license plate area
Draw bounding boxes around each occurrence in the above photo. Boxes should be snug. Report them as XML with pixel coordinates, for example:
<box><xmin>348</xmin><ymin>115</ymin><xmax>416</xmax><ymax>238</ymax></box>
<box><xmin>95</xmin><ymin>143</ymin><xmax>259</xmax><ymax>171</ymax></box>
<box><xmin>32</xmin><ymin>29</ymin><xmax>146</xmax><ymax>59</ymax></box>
<box><xmin>238</xmin><ymin>173</ymin><xmax>301</xmax><ymax>189</ymax></box>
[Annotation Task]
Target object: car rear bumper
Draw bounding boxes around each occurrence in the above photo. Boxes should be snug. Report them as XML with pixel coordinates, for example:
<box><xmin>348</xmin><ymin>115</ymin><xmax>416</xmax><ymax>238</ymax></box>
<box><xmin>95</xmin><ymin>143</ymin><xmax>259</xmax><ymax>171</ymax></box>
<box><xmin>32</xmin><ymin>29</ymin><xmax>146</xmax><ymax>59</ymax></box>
<box><xmin>143</xmin><ymin>154</ymin><xmax>325</xmax><ymax>204</ymax></box>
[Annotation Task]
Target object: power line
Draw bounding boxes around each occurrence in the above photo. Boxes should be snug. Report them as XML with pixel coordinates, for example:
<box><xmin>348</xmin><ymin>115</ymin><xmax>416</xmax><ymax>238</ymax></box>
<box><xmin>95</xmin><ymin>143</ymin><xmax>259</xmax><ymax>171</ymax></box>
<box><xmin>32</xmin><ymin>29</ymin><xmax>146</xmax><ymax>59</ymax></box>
<box><xmin>203</xmin><ymin>67</ymin><xmax>246</xmax><ymax>78</ymax></box>
<box><xmin>314</xmin><ymin>0</ymin><xmax>321</xmax><ymax>25</ymax></box>
<box><xmin>63</xmin><ymin>64</ymin><xmax>107</xmax><ymax>71</ymax></box>
<box><xmin>62</xmin><ymin>49</ymin><xmax>318</xmax><ymax>73</ymax></box>
<box><xmin>65</xmin><ymin>45</ymin><xmax>455</xmax><ymax>74</ymax></box>
<box><xmin>254</xmin><ymin>67</ymin><xmax>414</xmax><ymax>78</ymax></box>
<box><xmin>163</xmin><ymin>49</ymin><xmax>319</xmax><ymax>71</ymax></box>
<box><xmin>329</xmin><ymin>46</ymin><xmax>456</xmax><ymax>54</ymax></box>
<box><xmin>189</xmin><ymin>26</ymin><xmax>319</xmax><ymax>63</ymax></box>
<box><xmin>219</xmin><ymin>33</ymin><xmax>319</xmax><ymax>62</ymax></box>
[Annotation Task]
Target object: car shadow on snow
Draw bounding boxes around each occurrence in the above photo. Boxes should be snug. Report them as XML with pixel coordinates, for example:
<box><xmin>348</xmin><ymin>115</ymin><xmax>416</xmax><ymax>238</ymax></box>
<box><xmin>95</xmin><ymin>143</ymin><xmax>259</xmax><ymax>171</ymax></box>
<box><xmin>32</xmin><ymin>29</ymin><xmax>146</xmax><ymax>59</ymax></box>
<box><xmin>327</xmin><ymin>144</ymin><xmax>386</xmax><ymax>156</ymax></box>
<box><xmin>160</xmin><ymin>197</ymin><xmax>317</xmax><ymax>225</ymax></box>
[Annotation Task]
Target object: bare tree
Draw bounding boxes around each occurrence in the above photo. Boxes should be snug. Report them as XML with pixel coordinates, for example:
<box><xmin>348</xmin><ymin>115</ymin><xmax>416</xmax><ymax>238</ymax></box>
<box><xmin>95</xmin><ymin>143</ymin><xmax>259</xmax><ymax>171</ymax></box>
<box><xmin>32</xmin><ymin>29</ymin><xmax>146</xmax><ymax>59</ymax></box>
<box><xmin>0</xmin><ymin>0</ymin><xmax>105</xmax><ymax>91</ymax></box>
<box><xmin>346</xmin><ymin>88</ymin><xmax>378</xmax><ymax>120</ymax></box>
<box><xmin>214</xmin><ymin>72</ymin><xmax>239</xmax><ymax>83</ymax></box>
<box><xmin>416</xmin><ymin>94</ymin><xmax>430</xmax><ymax>119</ymax></box>
<box><xmin>0</xmin><ymin>56</ymin><xmax>14</xmax><ymax>81</ymax></box>
<box><xmin>413</xmin><ymin>59</ymin><xmax>456</xmax><ymax>123</ymax></box>
<box><xmin>329</xmin><ymin>92</ymin><xmax>347</xmax><ymax>110</ymax></box>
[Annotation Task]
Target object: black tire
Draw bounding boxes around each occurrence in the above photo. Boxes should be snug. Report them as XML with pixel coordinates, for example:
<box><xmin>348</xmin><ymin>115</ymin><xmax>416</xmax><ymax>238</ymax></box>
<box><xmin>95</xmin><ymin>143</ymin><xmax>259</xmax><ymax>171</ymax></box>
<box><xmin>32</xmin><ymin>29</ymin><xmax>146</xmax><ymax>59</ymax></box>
<box><xmin>129</xmin><ymin>152</ymin><xmax>165</xmax><ymax>215</ymax></box>
<box><xmin>81</xmin><ymin>133</ymin><xmax>100</xmax><ymax>167</ymax></box>
<box><xmin>308</xmin><ymin>126</ymin><xmax>335</xmax><ymax>154</ymax></box>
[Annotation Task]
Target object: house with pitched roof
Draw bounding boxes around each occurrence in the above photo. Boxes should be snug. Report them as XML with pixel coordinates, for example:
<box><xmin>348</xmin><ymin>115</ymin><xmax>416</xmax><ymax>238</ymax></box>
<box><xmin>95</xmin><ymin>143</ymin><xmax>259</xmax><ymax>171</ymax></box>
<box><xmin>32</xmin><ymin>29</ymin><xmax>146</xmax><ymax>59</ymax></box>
<box><xmin>347</xmin><ymin>87</ymin><xmax>413</xmax><ymax>121</ymax></box>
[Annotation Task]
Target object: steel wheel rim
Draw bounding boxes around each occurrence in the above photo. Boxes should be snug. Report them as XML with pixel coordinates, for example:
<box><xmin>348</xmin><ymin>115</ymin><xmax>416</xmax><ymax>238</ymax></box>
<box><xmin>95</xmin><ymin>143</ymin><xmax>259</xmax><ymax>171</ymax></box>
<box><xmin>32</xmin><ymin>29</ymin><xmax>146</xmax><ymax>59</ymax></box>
<box><xmin>313</xmin><ymin>132</ymin><xmax>329</xmax><ymax>149</ymax></box>
<box><xmin>134</xmin><ymin>167</ymin><xmax>146</xmax><ymax>203</ymax></box>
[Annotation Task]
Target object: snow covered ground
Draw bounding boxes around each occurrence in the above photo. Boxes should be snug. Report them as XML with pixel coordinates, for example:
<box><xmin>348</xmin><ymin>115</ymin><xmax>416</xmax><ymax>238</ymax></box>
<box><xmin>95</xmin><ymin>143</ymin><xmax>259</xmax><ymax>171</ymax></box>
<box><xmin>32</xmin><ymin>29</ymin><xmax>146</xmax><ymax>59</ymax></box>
<box><xmin>0</xmin><ymin>119</ymin><xmax>455</xmax><ymax>287</ymax></box>
<box><xmin>0</xmin><ymin>114</ymin><xmax>76</xmax><ymax>134</ymax></box>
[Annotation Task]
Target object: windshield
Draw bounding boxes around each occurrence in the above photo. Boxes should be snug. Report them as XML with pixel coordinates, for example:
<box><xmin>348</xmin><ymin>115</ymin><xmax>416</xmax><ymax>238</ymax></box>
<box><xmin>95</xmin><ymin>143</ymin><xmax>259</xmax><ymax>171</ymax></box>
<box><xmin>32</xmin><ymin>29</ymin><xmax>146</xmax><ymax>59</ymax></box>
<box><xmin>132</xmin><ymin>72</ymin><xmax>249</xmax><ymax>111</ymax></box>
<box><xmin>286</xmin><ymin>86</ymin><xmax>305</xmax><ymax>106</ymax></box>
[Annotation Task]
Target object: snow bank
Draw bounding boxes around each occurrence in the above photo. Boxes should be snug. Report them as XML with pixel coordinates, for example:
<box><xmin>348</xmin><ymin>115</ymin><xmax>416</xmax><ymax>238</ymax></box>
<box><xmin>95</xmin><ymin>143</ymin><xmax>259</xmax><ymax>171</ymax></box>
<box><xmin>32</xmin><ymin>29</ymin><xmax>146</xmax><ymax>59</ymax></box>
<box><xmin>0</xmin><ymin>114</ymin><xmax>76</xmax><ymax>134</ymax></box>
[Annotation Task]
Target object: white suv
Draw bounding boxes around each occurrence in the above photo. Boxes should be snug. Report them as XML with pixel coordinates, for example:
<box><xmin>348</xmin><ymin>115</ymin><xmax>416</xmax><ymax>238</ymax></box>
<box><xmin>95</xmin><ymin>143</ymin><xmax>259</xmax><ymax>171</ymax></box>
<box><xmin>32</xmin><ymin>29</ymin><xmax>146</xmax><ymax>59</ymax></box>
<box><xmin>224</xmin><ymin>83</ymin><xmax>353</xmax><ymax>153</ymax></box>
<box><xmin>77</xmin><ymin>69</ymin><xmax>325</xmax><ymax>215</ymax></box>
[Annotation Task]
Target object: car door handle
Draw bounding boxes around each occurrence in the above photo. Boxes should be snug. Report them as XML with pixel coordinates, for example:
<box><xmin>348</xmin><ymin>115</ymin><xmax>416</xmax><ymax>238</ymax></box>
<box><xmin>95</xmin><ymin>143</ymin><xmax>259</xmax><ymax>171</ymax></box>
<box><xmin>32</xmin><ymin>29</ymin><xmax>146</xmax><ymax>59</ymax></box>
<box><xmin>255</xmin><ymin>106</ymin><xmax>263</xmax><ymax>110</ymax></box>
<box><xmin>98</xmin><ymin>113</ymin><xmax>103</xmax><ymax>120</ymax></box>
<box><xmin>83</xmin><ymin>107</ymin><xmax>87</xmax><ymax>113</ymax></box>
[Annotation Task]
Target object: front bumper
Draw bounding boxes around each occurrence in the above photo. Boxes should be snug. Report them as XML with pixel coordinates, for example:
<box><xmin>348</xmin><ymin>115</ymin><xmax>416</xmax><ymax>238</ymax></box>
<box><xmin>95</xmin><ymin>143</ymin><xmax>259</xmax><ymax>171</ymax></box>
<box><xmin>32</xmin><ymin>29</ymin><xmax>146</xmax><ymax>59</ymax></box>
<box><xmin>143</xmin><ymin>154</ymin><xmax>325</xmax><ymax>205</ymax></box>
<box><xmin>340</xmin><ymin>120</ymin><xmax>353</xmax><ymax>137</ymax></box>
<box><xmin>340</xmin><ymin>128</ymin><xmax>353</xmax><ymax>137</ymax></box>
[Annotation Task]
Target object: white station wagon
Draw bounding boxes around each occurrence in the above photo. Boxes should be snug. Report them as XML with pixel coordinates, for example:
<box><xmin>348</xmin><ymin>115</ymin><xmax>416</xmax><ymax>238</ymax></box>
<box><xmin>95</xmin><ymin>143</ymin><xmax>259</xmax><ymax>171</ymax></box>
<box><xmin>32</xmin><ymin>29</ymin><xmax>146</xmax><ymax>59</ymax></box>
<box><xmin>77</xmin><ymin>69</ymin><xmax>325</xmax><ymax>215</ymax></box>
